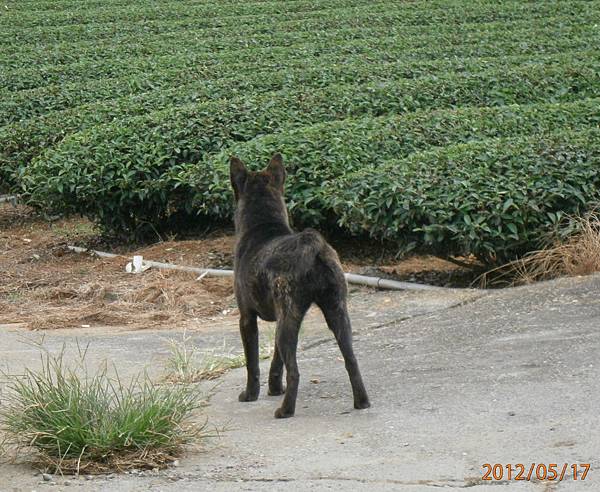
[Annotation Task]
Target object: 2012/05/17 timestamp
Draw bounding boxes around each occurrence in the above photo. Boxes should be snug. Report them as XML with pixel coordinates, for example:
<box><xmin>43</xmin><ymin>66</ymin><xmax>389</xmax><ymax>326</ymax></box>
<box><xmin>482</xmin><ymin>463</ymin><xmax>590</xmax><ymax>482</ymax></box>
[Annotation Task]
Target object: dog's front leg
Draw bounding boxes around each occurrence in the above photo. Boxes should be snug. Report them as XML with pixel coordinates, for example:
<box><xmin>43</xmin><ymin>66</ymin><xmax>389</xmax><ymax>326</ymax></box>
<box><xmin>238</xmin><ymin>311</ymin><xmax>260</xmax><ymax>402</ymax></box>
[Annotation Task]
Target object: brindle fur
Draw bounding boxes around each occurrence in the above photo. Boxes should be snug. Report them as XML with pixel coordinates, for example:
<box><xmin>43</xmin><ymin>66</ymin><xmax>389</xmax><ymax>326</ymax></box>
<box><xmin>230</xmin><ymin>153</ymin><xmax>370</xmax><ymax>418</ymax></box>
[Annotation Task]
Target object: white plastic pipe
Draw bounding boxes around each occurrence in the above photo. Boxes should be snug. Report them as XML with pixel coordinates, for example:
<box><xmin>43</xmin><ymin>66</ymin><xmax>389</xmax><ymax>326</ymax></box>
<box><xmin>344</xmin><ymin>273</ymin><xmax>442</xmax><ymax>291</ymax></box>
<box><xmin>0</xmin><ymin>194</ymin><xmax>18</xmax><ymax>204</ymax></box>
<box><xmin>67</xmin><ymin>245</ymin><xmax>446</xmax><ymax>291</ymax></box>
<box><xmin>68</xmin><ymin>246</ymin><xmax>232</xmax><ymax>278</ymax></box>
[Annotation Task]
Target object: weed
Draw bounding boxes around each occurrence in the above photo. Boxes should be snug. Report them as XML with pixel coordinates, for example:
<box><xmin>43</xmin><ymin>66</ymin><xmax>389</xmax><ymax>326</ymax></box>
<box><xmin>164</xmin><ymin>330</ymin><xmax>274</xmax><ymax>384</ymax></box>
<box><xmin>0</xmin><ymin>341</ymin><xmax>207</xmax><ymax>474</ymax></box>
<box><xmin>51</xmin><ymin>222</ymin><xmax>98</xmax><ymax>240</ymax></box>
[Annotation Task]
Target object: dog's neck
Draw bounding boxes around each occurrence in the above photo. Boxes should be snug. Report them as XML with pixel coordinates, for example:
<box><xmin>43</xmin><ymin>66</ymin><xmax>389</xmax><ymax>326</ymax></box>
<box><xmin>235</xmin><ymin>194</ymin><xmax>292</xmax><ymax>238</ymax></box>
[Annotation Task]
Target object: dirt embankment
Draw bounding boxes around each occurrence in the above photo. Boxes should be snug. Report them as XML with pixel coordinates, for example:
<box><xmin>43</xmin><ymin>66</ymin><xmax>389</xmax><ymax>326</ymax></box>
<box><xmin>0</xmin><ymin>205</ymin><xmax>236</xmax><ymax>330</ymax></box>
<box><xmin>0</xmin><ymin>204</ymin><xmax>475</xmax><ymax>330</ymax></box>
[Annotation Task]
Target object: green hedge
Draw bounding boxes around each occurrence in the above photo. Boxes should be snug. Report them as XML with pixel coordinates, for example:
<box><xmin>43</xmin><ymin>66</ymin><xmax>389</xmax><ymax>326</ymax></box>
<box><xmin>3</xmin><ymin>7</ymin><xmax>595</xmax><ymax>80</ymax></box>
<box><xmin>194</xmin><ymin>98</ymin><xmax>600</xmax><ymax>226</ymax></box>
<box><xmin>24</xmin><ymin>83</ymin><xmax>600</xmax><ymax>244</ymax></box>
<box><xmin>3</xmin><ymin>48</ymin><xmax>596</xmax><ymax>192</ymax></box>
<box><xmin>3</xmin><ymin>0</ymin><xmax>584</xmax><ymax>32</ymax></box>
<box><xmin>331</xmin><ymin>129</ymin><xmax>600</xmax><ymax>262</ymax></box>
<box><xmin>4</xmin><ymin>18</ymin><xmax>597</xmax><ymax>122</ymax></box>
<box><xmin>7</xmin><ymin>0</ymin><xmax>600</xmax><ymax>262</ymax></box>
<box><xmin>3</xmin><ymin>0</ymin><xmax>378</xmax><ymax>28</ymax></box>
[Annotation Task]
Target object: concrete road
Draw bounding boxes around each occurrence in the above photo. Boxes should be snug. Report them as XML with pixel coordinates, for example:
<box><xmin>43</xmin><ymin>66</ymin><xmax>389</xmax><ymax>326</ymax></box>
<box><xmin>0</xmin><ymin>275</ymin><xmax>598</xmax><ymax>491</ymax></box>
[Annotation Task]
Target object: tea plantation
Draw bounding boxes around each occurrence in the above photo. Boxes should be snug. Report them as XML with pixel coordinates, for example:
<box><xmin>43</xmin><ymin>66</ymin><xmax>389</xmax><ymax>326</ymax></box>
<box><xmin>2</xmin><ymin>0</ymin><xmax>599</xmax><ymax>261</ymax></box>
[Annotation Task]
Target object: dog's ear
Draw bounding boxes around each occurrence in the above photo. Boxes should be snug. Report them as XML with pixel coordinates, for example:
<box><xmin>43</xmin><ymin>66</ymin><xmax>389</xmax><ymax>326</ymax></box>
<box><xmin>230</xmin><ymin>156</ymin><xmax>248</xmax><ymax>200</ymax></box>
<box><xmin>266</xmin><ymin>153</ymin><xmax>285</xmax><ymax>191</ymax></box>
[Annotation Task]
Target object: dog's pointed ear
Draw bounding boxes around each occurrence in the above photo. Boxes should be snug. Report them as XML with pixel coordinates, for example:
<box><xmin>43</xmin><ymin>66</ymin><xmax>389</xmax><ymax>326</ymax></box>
<box><xmin>230</xmin><ymin>156</ymin><xmax>247</xmax><ymax>200</ymax></box>
<box><xmin>266</xmin><ymin>153</ymin><xmax>285</xmax><ymax>191</ymax></box>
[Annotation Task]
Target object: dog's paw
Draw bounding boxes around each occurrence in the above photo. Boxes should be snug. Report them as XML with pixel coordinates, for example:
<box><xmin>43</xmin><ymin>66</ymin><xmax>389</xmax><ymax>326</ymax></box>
<box><xmin>354</xmin><ymin>398</ymin><xmax>371</xmax><ymax>410</ymax></box>
<box><xmin>238</xmin><ymin>390</ymin><xmax>259</xmax><ymax>402</ymax></box>
<box><xmin>267</xmin><ymin>385</ymin><xmax>285</xmax><ymax>396</ymax></box>
<box><xmin>274</xmin><ymin>407</ymin><xmax>294</xmax><ymax>419</ymax></box>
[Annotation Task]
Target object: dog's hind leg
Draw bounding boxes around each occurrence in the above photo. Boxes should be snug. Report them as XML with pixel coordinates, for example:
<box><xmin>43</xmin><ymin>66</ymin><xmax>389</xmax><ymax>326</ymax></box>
<box><xmin>318</xmin><ymin>300</ymin><xmax>370</xmax><ymax>410</ymax></box>
<box><xmin>238</xmin><ymin>310</ymin><xmax>260</xmax><ymax>402</ymax></box>
<box><xmin>273</xmin><ymin>313</ymin><xmax>303</xmax><ymax>418</ymax></box>
<box><xmin>268</xmin><ymin>341</ymin><xmax>285</xmax><ymax>396</ymax></box>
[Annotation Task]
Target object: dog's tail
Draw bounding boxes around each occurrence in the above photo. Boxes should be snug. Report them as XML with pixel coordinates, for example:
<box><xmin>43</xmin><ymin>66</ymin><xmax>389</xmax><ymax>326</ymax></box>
<box><xmin>297</xmin><ymin>229</ymin><xmax>346</xmax><ymax>284</ymax></box>
<box><xmin>293</xmin><ymin>228</ymin><xmax>326</xmax><ymax>273</ymax></box>
<box><xmin>266</xmin><ymin>229</ymin><xmax>326</xmax><ymax>275</ymax></box>
<box><xmin>265</xmin><ymin>228</ymin><xmax>345</xmax><ymax>284</ymax></box>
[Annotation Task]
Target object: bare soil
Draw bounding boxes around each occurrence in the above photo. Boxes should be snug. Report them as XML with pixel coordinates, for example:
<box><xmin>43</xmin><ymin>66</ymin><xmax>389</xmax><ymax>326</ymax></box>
<box><xmin>0</xmin><ymin>204</ymin><xmax>477</xmax><ymax>330</ymax></box>
<box><xmin>0</xmin><ymin>205</ymin><xmax>235</xmax><ymax>330</ymax></box>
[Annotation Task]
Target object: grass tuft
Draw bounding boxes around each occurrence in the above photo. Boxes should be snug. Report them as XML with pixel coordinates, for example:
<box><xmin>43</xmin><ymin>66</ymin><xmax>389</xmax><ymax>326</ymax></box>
<box><xmin>164</xmin><ymin>330</ymin><xmax>273</xmax><ymax>384</ymax></box>
<box><xmin>0</xmin><ymin>342</ymin><xmax>207</xmax><ymax>474</ymax></box>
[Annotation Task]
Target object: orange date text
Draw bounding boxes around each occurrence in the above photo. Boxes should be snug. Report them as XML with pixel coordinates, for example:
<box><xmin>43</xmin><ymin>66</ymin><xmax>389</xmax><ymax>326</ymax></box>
<box><xmin>482</xmin><ymin>463</ymin><xmax>590</xmax><ymax>482</ymax></box>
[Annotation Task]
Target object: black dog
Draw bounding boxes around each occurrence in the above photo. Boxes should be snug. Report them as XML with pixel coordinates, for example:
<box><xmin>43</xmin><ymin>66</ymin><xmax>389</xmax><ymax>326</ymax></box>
<box><xmin>230</xmin><ymin>153</ymin><xmax>370</xmax><ymax>418</ymax></box>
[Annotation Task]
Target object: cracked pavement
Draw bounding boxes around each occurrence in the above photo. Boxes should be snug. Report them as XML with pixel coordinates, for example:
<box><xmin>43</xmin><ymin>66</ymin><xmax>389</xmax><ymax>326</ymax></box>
<box><xmin>0</xmin><ymin>275</ymin><xmax>598</xmax><ymax>491</ymax></box>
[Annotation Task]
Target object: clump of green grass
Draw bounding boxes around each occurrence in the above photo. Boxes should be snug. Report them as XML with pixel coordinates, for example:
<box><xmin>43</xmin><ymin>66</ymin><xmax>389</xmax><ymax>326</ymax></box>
<box><xmin>51</xmin><ymin>220</ymin><xmax>98</xmax><ymax>240</ymax></box>
<box><xmin>164</xmin><ymin>330</ymin><xmax>274</xmax><ymax>384</ymax></box>
<box><xmin>0</xmin><ymin>343</ymin><xmax>206</xmax><ymax>474</ymax></box>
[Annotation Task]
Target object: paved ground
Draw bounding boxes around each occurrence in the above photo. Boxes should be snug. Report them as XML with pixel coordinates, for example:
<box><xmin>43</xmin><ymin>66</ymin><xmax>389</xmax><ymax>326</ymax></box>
<box><xmin>0</xmin><ymin>275</ymin><xmax>598</xmax><ymax>491</ymax></box>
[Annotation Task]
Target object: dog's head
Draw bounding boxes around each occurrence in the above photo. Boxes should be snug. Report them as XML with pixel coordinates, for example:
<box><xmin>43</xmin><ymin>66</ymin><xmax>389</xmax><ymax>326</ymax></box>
<box><xmin>230</xmin><ymin>153</ymin><xmax>288</xmax><ymax>231</ymax></box>
<box><xmin>230</xmin><ymin>153</ymin><xmax>285</xmax><ymax>201</ymax></box>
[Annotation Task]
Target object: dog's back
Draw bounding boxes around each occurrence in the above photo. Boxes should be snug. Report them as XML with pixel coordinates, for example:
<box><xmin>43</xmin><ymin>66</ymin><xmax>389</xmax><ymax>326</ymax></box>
<box><xmin>256</xmin><ymin>229</ymin><xmax>346</xmax><ymax>318</ymax></box>
<box><xmin>237</xmin><ymin>227</ymin><xmax>347</xmax><ymax>322</ymax></box>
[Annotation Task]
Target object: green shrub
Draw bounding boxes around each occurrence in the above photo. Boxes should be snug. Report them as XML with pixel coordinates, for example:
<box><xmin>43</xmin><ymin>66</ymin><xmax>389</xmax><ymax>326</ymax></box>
<box><xmin>3</xmin><ymin>17</ymin><xmax>596</xmax><ymax>122</ymax></box>
<box><xmin>332</xmin><ymin>129</ymin><xmax>600</xmax><ymax>262</ymax></box>
<box><xmin>21</xmin><ymin>58</ymin><xmax>600</xmax><ymax>235</ymax></box>
<box><xmin>200</xmin><ymin>98</ymin><xmax>600</xmax><ymax>226</ymax></box>
<box><xmin>3</xmin><ymin>8</ymin><xmax>594</xmax><ymax>87</ymax></box>
<box><xmin>3</xmin><ymin>47</ymin><xmax>595</xmax><ymax>192</ymax></box>
<box><xmin>0</xmin><ymin>346</ymin><xmax>205</xmax><ymax>473</ymax></box>
<box><xmin>6</xmin><ymin>0</ymin><xmax>600</xmax><ymax>262</ymax></box>
<box><xmin>3</xmin><ymin>0</ymin><xmax>584</xmax><ymax>33</ymax></box>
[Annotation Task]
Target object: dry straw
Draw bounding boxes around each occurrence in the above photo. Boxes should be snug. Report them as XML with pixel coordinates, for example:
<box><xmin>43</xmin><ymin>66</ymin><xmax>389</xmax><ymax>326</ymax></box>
<box><xmin>477</xmin><ymin>210</ymin><xmax>600</xmax><ymax>287</ymax></box>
